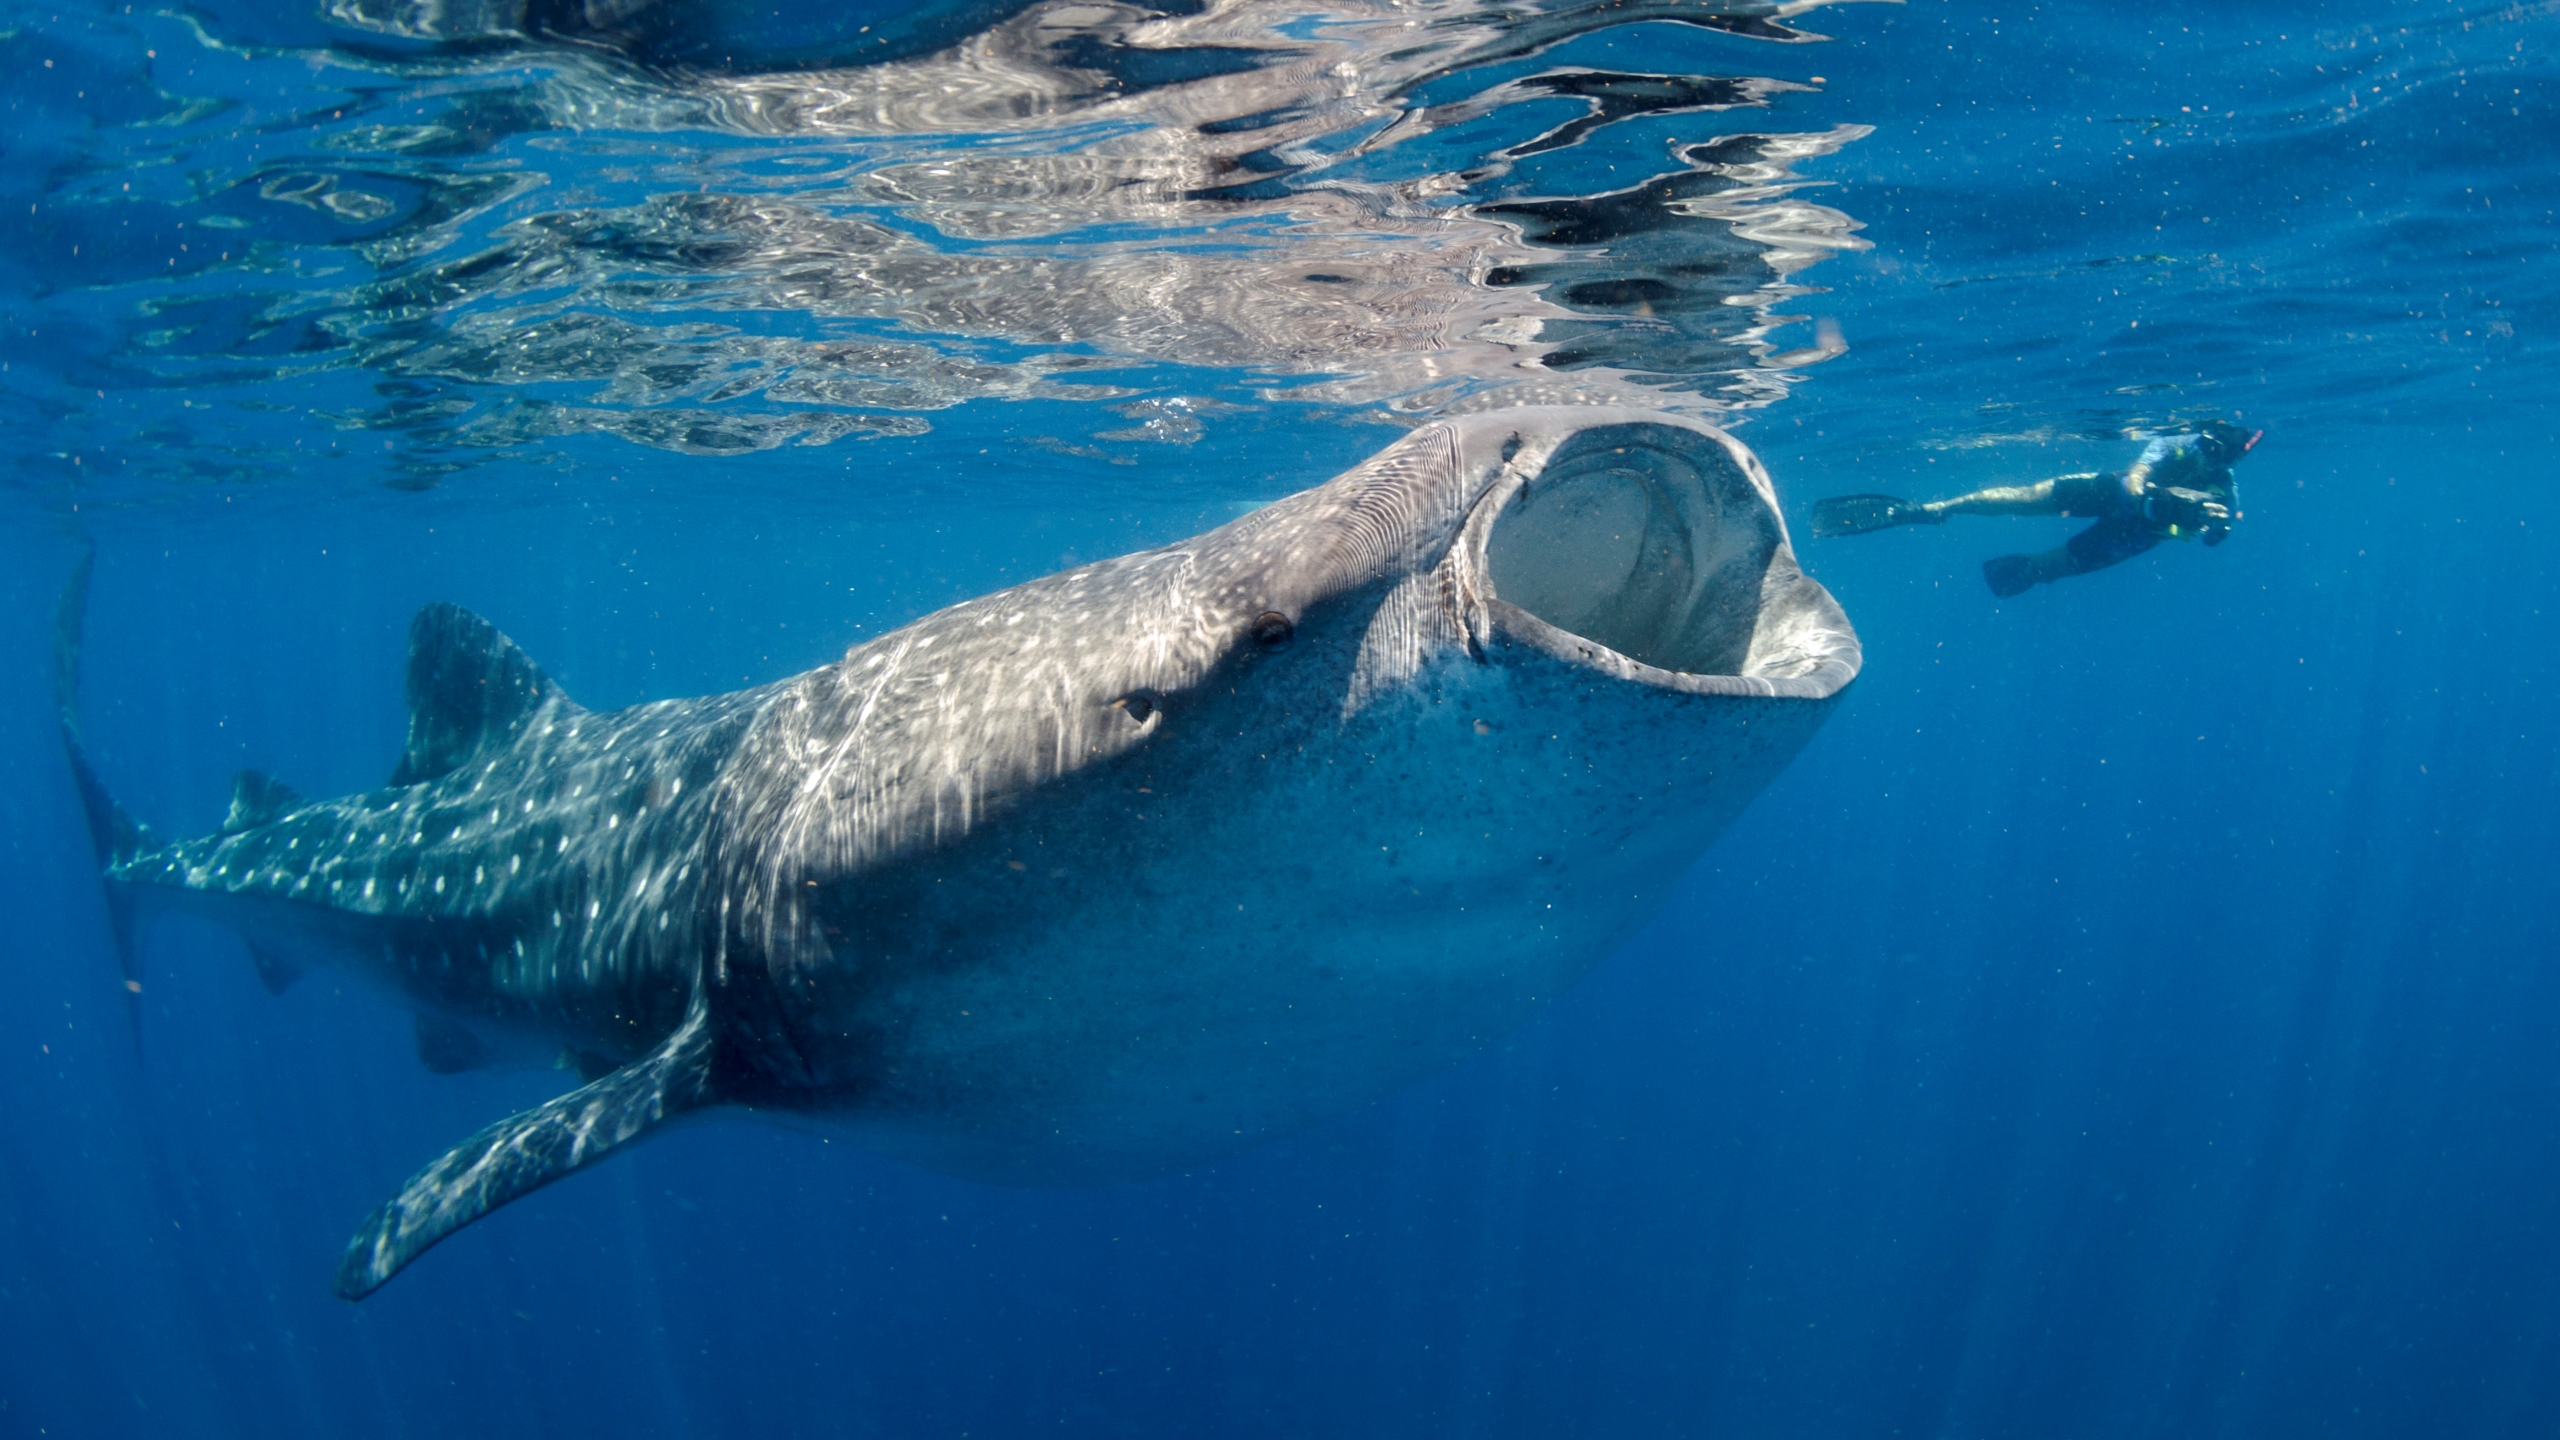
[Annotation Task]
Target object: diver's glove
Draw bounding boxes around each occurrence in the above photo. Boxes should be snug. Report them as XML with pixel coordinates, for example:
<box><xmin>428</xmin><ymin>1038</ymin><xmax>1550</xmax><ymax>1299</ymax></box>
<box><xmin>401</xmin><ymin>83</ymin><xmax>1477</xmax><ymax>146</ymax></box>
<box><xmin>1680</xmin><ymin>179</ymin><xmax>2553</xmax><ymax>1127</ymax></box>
<box><xmin>2143</xmin><ymin>485</ymin><xmax>2231</xmax><ymax>534</ymax></box>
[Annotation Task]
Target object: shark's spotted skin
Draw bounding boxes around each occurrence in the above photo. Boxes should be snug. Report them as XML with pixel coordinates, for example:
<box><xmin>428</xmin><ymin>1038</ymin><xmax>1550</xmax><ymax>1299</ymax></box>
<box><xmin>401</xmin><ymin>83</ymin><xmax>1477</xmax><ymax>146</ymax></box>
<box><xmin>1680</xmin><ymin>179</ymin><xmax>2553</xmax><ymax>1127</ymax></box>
<box><xmin>107</xmin><ymin>614</ymin><xmax>776</xmax><ymax>1067</ymax></box>
<box><xmin>62</xmin><ymin>408</ymin><xmax>1860</xmax><ymax>1298</ymax></box>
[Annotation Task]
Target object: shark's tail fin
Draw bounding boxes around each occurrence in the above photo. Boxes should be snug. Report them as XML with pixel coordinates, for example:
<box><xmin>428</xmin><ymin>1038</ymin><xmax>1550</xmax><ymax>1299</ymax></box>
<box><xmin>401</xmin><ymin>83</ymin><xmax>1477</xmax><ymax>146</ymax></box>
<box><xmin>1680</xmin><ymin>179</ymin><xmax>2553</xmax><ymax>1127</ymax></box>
<box><xmin>55</xmin><ymin>546</ymin><xmax>156</xmax><ymax>1006</ymax></box>
<box><xmin>334</xmin><ymin>986</ymin><xmax>721</xmax><ymax>1300</ymax></box>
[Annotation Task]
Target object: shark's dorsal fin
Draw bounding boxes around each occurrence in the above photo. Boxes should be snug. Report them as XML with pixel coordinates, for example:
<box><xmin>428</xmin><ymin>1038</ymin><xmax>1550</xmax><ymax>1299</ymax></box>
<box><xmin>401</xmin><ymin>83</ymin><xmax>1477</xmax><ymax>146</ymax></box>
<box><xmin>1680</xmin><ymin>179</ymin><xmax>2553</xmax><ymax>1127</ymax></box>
<box><xmin>221</xmin><ymin>769</ymin><xmax>305</xmax><ymax>835</ymax></box>
<box><xmin>390</xmin><ymin>604</ymin><xmax>583</xmax><ymax>787</ymax></box>
<box><xmin>335</xmin><ymin>989</ymin><xmax>717</xmax><ymax>1300</ymax></box>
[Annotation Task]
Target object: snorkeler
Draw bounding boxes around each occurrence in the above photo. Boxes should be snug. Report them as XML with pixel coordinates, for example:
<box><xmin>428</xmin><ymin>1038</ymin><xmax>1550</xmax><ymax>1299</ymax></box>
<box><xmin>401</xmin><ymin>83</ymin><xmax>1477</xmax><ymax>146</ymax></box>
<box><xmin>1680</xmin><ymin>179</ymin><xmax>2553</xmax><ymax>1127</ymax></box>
<box><xmin>1810</xmin><ymin>420</ymin><xmax>2263</xmax><ymax>597</ymax></box>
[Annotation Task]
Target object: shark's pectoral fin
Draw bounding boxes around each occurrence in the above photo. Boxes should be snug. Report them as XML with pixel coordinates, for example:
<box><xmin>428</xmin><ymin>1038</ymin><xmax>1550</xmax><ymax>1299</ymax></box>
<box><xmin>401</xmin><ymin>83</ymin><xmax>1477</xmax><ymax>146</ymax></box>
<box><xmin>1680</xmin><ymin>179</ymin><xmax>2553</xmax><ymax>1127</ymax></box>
<box><xmin>334</xmin><ymin>990</ymin><xmax>717</xmax><ymax>1300</ymax></box>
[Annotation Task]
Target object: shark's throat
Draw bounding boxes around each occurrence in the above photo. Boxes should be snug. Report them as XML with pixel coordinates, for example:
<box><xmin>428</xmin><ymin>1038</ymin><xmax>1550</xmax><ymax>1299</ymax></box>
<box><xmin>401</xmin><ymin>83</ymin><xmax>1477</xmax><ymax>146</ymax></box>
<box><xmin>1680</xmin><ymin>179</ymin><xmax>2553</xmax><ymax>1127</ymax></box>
<box><xmin>1482</xmin><ymin>427</ymin><xmax>1777</xmax><ymax>677</ymax></box>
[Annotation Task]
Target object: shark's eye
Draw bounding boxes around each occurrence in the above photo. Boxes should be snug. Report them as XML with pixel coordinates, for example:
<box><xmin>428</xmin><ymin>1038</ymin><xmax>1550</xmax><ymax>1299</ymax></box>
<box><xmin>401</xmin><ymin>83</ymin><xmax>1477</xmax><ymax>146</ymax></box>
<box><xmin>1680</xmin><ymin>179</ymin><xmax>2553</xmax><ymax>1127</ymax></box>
<box><xmin>1249</xmin><ymin>612</ymin><xmax>1295</xmax><ymax>653</ymax></box>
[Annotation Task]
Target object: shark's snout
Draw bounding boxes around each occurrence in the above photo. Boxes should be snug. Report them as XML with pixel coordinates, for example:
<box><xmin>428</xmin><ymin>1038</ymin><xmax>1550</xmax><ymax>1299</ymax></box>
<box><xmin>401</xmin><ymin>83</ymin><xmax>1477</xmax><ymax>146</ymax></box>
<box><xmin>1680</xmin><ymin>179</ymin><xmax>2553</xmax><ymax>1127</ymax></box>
<box><xmin>1453</xmin><ymin>413</ymin><xmax>1859</xmax><ymax>699</ymax></box>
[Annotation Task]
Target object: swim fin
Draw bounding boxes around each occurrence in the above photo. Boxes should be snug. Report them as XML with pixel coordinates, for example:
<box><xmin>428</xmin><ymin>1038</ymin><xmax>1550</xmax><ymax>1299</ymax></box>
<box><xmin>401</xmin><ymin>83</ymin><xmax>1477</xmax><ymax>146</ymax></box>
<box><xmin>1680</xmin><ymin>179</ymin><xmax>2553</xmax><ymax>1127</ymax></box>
<box><xmin>1809</xmin><ymin>494</ymin><xmax>1943</xmax><ymax>538</ymax></box>
<box><xmin>1982</xmin><ymin>554</ymin><xmax>2041</xmax><ymax>598</ymax></box>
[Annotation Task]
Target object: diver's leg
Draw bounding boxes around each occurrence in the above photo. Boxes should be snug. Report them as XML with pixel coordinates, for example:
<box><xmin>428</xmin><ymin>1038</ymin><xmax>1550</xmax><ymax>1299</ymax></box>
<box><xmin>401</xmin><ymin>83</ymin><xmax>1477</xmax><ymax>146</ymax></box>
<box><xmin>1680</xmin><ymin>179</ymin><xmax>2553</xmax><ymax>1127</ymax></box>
<box><xmin>2057</xmin><ymin>517</ymin><xmax>2162</xmax><ymax>578</ymax></box>
<box><xmin>1931</xmin><ymin>471</ymin><xmax>2130</xmax><ymax>520</ymax></box>
<box><xmin>1981</xmin><ymin>544</ymin><xmax>2072</xmax><ymax>597</ymax></box>
<box><xmin>1924</xmin><ymin>478</ymin><xmax>2060</xmax><ymax>519</ymax></box>
<box><xmin>1816</xmin><ymin>474</ymin><xmax>2112</xmax><ymax>541</ymax></box>
<box><xmin>1982</xmin><ymin>519</ymin><xmax>2159</xmax><ymax>596</ymax></box>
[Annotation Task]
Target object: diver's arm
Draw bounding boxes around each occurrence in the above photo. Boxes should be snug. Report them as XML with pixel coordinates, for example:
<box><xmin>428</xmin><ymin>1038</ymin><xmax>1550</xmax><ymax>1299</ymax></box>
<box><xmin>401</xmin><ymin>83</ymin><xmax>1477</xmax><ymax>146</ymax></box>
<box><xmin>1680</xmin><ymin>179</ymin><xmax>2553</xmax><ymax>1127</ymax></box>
<box><xmin>2119</xmin><ymin>448</ymin><xmax>2233</xmax><ymax>528</ymax></box>
<box><xmin>2142</xmin><ymin>486</ymin><xmax>2232</xmax><ymax>532</ymax></box>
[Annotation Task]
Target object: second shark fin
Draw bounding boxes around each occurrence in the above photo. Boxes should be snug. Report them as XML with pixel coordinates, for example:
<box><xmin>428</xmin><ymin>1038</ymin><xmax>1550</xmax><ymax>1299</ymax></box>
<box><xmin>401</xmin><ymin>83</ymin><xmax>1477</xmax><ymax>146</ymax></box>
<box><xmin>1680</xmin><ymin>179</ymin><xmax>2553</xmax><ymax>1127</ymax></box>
<box><xmin>222</xmin><ymin>769</ymin><xmax>305</xmax><ymax>835</ymax></box>
<box><xmin>333</xmin><ymin>988</ymin><xmax>718</xmax><ymax>1300</ymax></box>
<box><xmin>247</xmin><ymin>944</ymin><xmax>305</xmax><ymax>996</ymax></box>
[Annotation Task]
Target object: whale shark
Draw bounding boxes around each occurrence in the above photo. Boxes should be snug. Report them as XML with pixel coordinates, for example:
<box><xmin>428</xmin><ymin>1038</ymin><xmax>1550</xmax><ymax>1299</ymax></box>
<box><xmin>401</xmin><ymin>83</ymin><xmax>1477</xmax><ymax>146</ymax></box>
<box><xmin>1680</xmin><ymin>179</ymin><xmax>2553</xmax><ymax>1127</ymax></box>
<box><xmin>58</xmin><ymin>406</ymin><xmax>1859</xmax><ymax>1298</ymax></box>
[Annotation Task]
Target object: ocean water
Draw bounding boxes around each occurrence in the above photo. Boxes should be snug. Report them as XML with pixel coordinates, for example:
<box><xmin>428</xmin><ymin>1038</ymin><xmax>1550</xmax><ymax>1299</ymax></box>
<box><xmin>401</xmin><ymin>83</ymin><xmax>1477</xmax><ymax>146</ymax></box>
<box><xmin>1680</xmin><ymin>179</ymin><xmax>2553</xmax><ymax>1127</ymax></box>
<box><xmin>3</xmin><ymin>0</ymin><xmax>2557</xmax><ymax>1434</ymax></box>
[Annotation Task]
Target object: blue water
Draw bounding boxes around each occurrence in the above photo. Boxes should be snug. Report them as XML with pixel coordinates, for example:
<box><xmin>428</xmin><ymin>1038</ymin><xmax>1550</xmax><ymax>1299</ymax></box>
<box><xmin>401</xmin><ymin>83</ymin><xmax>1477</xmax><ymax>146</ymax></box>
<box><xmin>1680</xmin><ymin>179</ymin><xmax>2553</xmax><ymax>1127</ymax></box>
<box><xmin>5</xmin><ymin>0</ymin><xmax>2558</xmax><ymax>1434</ymax></box>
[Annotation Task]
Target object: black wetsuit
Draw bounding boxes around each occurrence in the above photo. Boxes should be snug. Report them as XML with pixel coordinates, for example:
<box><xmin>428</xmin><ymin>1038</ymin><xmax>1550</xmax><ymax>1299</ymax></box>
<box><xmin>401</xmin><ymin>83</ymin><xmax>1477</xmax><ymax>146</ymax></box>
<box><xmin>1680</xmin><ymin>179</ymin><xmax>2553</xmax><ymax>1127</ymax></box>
<box><xmin>2053</xmin><ymin>435</ymin><xmax>2238</xmax><ymax>573</ymax></box>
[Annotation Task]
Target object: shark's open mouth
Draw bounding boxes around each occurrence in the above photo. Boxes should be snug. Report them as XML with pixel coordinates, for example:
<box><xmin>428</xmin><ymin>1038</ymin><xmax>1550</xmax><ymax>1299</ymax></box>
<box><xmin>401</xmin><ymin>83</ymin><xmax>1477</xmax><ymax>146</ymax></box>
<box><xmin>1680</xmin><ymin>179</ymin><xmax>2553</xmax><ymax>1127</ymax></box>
<box><xmin>1459</xmin><ymin>414</ymin><xmax>1859</xmax><ymax>697</ymax></box>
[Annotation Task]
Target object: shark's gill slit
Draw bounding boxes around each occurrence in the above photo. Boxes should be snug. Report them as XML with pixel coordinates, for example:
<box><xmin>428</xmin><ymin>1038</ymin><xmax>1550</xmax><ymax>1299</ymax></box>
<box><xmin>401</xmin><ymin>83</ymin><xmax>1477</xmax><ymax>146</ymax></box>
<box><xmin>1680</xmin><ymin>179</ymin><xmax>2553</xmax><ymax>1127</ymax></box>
<box><xmin>1482</xmin><ymin>432</ymin><xmax>1774</xmax><ymax>677</ymax></box>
